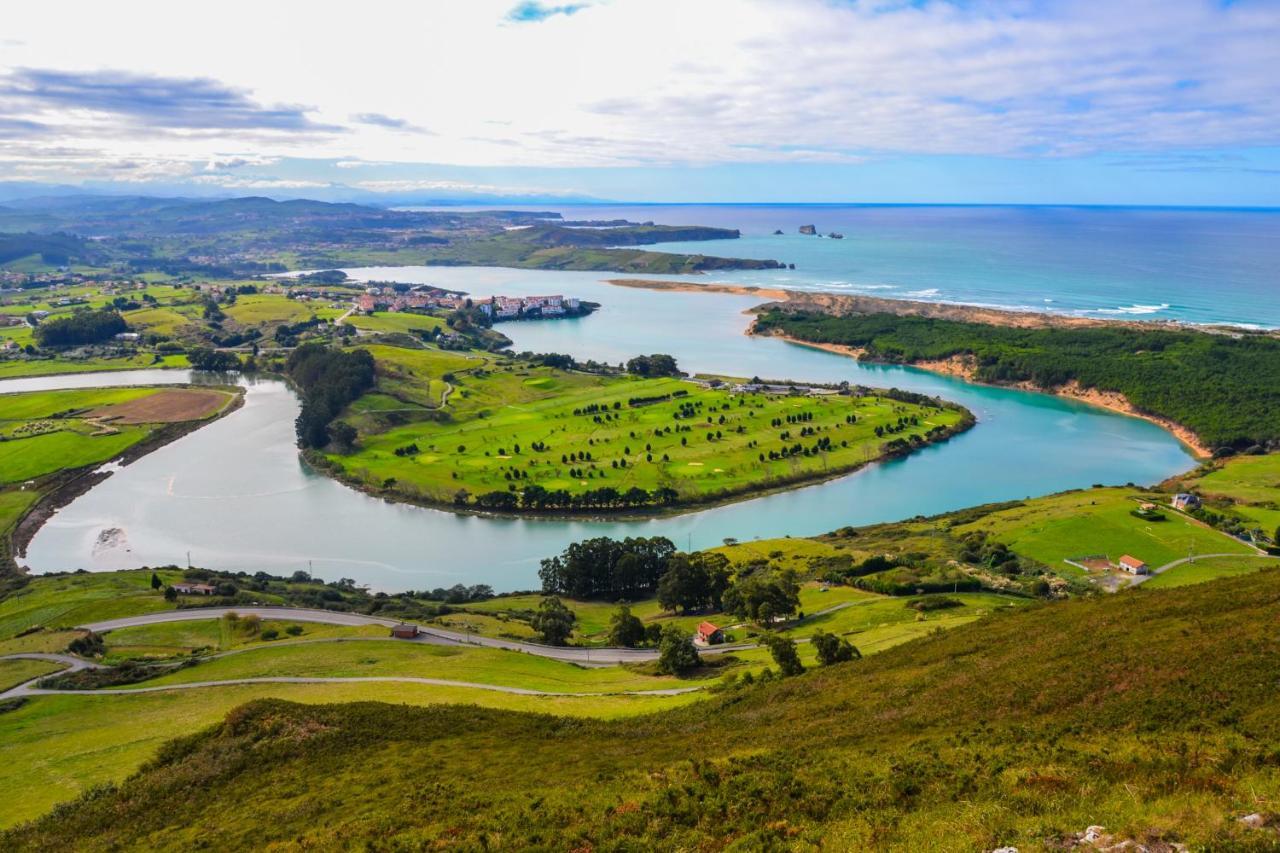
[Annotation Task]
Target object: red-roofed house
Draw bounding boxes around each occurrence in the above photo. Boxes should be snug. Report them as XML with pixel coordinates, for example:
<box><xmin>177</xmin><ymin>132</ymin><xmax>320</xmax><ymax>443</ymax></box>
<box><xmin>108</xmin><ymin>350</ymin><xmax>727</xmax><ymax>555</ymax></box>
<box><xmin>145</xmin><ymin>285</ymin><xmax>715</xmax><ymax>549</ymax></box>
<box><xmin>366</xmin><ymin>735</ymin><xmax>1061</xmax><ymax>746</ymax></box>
<box><xmin>1117</xmin><ymin>555</ymin><xmax>1149</xmax><ymax>575</ymax></box>
<box><xmin>695</xmin><ymin>621</ymin><xmax>724</xmax><ymax>645</ymax></box>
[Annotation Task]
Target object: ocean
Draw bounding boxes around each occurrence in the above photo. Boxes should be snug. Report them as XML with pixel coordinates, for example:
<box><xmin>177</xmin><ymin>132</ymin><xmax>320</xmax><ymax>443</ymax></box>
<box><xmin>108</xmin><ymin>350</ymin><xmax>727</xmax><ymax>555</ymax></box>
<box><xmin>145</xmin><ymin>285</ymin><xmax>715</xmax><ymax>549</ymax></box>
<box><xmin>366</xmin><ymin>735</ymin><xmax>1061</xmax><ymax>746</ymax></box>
<box><xmin>489</xmin><ymin>204</ymin><xmax>1280</xmax><ymax>329</ymax></box>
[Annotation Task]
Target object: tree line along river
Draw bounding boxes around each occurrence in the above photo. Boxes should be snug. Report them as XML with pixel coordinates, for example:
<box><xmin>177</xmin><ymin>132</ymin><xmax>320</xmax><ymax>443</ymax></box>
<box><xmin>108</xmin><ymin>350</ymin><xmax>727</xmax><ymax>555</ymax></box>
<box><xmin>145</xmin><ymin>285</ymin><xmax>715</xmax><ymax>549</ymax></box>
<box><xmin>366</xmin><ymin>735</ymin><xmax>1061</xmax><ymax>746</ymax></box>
<box><xmin>8</xmin><ymin>267</ymin><xmax>1192</xmax><ymax>591</ymax></box>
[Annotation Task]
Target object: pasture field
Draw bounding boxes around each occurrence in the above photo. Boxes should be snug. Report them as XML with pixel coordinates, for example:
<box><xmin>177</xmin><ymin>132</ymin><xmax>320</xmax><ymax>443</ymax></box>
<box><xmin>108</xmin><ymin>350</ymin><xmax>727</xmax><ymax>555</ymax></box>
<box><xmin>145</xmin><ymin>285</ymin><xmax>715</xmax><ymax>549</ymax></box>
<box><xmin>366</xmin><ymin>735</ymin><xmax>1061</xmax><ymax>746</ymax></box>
<box><xmin>0</xmin><ymin>489</ymin><xmax>39</xmax><ymax>547</ymax></box>
<box><xmin>224</xmin><ymin>293</ymin><xmax>344</xmax><ymax>326</ymax></box>
<box><xmin>330</xmin><ymin>345</ymin><xmax>967</xmax><ymax>509</ymax></box>
<box><xmin>102</xmin><ymin>619</ymin><xmax>389</xmax><ymax>661</ymax></box>
<box><xmin>0</xmin><ymin>680</ymin><xmax>701</xmax><ymax>829</ymax></box>
<box><xmin>123</xmin><ymin>306</ymin><xmax>195</xmax><ymax>336</ymax></box>
<box><xmin>1181</xmin><ymin>454</ymin><xmax>1280</xmax><ymax>533</ymax></box>
<box><xmin>1143</xmin><ymin>556</ymin><xmax>1279</xmax><ymax>589</ymax></box>
<box><xmin>0</xmin><ymin>569</ymin><xmax>181</xmax><ymax>639</ymax></box>
<box><xmin>0</xmin><ymin>657</ymin><xmax>61</xmax><ymax>692</ymax></box>
<box><xmin>346</xmin><ymin>311</ymin><xmax>446</xmax><ymax>336</ymax></box>
<box><xmin>0</xmin><ymin>352</ymin><xmax>188</xmax><ymax>379</ymax></box>
<box><xmin>953</xmin><ymin>488</ymin><xmax>1253</xmax><ymax>572</ymax></box>
<box><xmin>119</xmin><ymin>639</ymin><xmax>693</xmax><ymax>693</ymax></box>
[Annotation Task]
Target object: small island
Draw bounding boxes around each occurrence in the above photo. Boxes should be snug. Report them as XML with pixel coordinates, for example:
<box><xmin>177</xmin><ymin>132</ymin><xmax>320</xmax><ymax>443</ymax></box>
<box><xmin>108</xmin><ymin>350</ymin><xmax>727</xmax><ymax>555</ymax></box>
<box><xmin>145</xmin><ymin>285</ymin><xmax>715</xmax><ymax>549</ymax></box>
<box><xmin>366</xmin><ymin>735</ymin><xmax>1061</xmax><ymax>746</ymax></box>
<box><xmin>295</xmin><ymin>344</ymin><xmax>973</xmax><ymax>515</ymax></box>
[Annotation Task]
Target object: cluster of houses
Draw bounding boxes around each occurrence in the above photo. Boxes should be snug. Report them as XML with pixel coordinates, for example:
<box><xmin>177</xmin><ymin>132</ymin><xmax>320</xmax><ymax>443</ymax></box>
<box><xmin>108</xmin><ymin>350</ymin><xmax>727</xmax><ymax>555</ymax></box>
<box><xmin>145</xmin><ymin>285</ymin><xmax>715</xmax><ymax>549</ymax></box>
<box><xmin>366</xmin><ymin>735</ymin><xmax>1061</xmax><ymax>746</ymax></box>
<box><xmin>355</xmin><ymin>288</ymin><xmax>468</xmax><ymax>314</ymax></box>
<box><xmin>486</xmin><ymin>294</ymin><xmax>580</xmax><ymax>320</ymax></box>
<box><xmin>354</xmin><ymin>287</ymin><xmax>581</xmax><ymax>321</ymax></box>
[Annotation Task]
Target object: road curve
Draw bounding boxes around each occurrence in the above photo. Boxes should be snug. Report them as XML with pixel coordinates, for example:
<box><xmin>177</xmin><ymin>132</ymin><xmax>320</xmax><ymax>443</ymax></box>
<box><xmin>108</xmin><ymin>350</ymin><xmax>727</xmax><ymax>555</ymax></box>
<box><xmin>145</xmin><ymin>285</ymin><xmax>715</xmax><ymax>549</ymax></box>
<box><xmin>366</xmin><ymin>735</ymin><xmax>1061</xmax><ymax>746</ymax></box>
<box><xmin>78</xmin><ymin>606</ymin><xmax>756</xmax><ymax>664</ymax></box>
<box><xmin>0</xmin><ymin>652</ymin><xmax>106</xmax><ymax>701</ymax></box>
<box><xmin>9</xmin><ymin>674</ymin><xmax>703</xmax><ymax>699</ymax></box>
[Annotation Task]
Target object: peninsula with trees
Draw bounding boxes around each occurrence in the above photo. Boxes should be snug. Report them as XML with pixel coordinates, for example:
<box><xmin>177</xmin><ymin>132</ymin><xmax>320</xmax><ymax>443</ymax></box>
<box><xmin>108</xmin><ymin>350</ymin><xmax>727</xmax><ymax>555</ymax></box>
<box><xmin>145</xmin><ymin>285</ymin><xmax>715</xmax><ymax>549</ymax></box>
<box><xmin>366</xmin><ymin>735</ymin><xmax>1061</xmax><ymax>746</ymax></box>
<box><xmin>291</xmin><ymin>343</ymin><xmax>972</xmax><ymax>514</ymax></box>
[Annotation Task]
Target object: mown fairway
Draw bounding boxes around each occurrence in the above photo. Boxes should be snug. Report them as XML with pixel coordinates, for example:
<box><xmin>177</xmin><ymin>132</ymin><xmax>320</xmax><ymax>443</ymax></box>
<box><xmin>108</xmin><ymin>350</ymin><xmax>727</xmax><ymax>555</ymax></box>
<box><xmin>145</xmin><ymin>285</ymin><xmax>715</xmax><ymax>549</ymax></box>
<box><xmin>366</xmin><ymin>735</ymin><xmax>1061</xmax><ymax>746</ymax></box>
<box><xmin>330</xmin><ymin>346</ymin><xmax>966</xmax><ymax>508</ymax></box>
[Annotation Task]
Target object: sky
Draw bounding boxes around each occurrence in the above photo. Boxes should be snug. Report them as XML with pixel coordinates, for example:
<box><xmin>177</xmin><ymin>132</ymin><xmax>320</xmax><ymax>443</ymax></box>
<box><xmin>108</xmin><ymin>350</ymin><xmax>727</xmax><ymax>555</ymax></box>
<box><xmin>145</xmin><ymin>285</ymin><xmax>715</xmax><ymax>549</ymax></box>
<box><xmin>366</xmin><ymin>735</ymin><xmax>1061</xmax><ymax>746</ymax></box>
<box><xmin>2</xmin><ymin>0</ymin><xmax>1279</xmax><ymax>205</ymax></box>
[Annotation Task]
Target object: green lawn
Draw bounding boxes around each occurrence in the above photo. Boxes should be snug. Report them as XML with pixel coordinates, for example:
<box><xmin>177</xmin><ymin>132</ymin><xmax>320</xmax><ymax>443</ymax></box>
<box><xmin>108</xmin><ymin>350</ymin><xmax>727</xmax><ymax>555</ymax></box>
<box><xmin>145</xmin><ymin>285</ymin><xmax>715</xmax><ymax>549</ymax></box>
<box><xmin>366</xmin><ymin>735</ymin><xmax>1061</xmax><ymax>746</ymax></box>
<box><xmin>0</xmin><ymin>680</ymin><xmax>701</xmax><ymax>829</ymax></box>
<box><xmin>331</xmin><ymin>346</ymin><xmax>965</xmax><ymax>509</ymax></box>
<box><xmin>1143</xmin><ymin>556</ymin><xmax>1279</xmax><ymax>589</ymax></box>
<box><xmin>955</xmin><ymin>488</ymin><xmax>1254</xmax><ymax>572</ymax></box>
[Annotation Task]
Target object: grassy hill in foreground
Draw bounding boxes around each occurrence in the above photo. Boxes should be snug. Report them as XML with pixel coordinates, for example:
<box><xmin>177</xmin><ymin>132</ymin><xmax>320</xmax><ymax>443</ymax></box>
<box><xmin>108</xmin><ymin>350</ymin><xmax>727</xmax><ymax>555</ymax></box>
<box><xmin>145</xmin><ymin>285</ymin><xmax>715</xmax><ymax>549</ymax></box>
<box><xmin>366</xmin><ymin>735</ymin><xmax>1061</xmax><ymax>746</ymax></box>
<box><xmin>10</xmin><ymin>571</ymin><xmax>1280</xmax><ymax>851</ymax></box>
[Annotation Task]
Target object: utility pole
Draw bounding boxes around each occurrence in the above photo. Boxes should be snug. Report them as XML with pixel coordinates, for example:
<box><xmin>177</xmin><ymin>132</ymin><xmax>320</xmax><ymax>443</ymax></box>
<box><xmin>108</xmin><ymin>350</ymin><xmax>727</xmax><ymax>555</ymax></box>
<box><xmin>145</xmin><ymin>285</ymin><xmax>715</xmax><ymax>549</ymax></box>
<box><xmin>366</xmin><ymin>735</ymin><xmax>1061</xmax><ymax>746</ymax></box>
<box><xmin>186</xmin><ymin>550</ymin><xmax>191</xmax><ymax>569</ymax></box>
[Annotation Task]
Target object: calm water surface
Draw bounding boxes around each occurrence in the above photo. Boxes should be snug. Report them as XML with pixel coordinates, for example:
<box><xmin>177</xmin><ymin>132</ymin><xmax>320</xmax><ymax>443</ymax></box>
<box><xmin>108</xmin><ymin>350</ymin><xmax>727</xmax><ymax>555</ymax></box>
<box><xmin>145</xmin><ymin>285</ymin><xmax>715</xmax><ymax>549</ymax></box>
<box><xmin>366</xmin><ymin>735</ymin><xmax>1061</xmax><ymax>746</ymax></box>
<box><xmin>15</xmin><ymin>267</ymin><xmax>1193</xmax><ymax>591</ymax></box>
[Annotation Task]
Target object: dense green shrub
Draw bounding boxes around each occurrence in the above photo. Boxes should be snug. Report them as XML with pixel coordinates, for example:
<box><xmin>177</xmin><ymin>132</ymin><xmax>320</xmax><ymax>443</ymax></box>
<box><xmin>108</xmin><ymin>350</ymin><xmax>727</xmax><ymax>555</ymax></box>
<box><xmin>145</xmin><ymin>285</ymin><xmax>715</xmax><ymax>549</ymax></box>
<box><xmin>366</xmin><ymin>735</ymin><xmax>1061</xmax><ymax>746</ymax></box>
<box><xmin>756</xmin><ymin>309</ymin><xmax>1280</xmax><ymax>449</ymax></box>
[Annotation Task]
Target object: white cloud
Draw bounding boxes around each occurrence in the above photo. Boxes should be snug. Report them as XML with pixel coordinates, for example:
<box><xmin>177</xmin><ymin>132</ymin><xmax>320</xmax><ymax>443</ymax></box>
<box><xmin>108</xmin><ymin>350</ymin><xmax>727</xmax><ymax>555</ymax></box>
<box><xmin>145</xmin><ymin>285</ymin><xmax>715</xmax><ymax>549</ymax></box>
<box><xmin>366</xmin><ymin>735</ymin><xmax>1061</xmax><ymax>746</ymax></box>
<box><xmin>2</xmin><ymin>0</ymin><xmax>1277</xmax><ymax>175</ymax></box>
<box><xmin>192</xmin><ymin>174</ymin><xmax>331</xmax><ymax>189</ymax></box>
<box><xmin>352</xmin><ymin>178</ymin><xmax>579</xmax><ymax>196</ymax></box>
<box><xmin>204</xmin><ymin>154</ymin><xmax>281</xmax><ymax>171</ymax></box>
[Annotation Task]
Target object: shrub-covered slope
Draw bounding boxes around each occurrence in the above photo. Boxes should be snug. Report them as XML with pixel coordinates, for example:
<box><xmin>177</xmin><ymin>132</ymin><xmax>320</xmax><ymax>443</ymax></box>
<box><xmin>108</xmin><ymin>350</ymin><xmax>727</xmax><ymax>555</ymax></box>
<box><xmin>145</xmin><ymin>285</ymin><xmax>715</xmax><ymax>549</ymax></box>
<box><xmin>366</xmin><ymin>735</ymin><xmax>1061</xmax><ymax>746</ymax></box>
<box><xmin>10</xmin><ymin>571</ymin><xmax>1280</xmax><ymax>850</ymax></box>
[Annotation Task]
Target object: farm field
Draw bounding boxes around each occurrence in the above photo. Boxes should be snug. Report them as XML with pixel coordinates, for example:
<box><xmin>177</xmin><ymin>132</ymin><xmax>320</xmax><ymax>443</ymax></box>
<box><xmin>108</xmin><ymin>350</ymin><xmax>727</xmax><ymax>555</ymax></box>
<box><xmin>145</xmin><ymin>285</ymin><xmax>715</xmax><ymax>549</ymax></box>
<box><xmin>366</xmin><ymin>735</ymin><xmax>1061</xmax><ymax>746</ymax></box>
<box><xmin>0</xmin><ymin>679</ymin><xmax>701</xmax><ymax>829</ymax></box>
<box><xmin>329</xmin><ymin>345</ymin><xmax>968</xmax><ymax>510</ymax></box>
<box><xmin>0</xmin><ymin>386</ymin><xmax>237</xmax><ymax>485</ymax></box>
<box><xmin>953</xmin><ymin>487</ymin><xmax>1254</xmax><ymax>573</ymax></box>
<box><xmin>1143</xmin><ymin>555</ymin><xmax>1279</xmax><ymax>589</ymax></box>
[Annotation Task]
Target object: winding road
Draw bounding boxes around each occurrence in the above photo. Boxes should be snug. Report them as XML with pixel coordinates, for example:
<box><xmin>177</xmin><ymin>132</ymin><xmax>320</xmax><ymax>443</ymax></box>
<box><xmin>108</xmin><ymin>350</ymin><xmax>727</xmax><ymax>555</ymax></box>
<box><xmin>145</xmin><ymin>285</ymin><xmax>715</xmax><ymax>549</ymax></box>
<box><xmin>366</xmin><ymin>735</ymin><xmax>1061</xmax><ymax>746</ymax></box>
<box><xmin>76</xmin><ymin>606</ymin><xmax>741</xmax><ymax>663</ymax></box>
<box><xmin>0</xmin><ymin>606</ymin><xmax>758</xmax><ymax>702</ymax></box>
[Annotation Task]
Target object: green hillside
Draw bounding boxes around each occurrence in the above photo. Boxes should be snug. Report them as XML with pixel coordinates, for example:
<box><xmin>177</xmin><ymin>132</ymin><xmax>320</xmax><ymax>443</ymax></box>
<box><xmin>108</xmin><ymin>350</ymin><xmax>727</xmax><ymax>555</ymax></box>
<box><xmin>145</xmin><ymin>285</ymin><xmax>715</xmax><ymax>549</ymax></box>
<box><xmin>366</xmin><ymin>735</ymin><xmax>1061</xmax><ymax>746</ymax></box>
<box><xmin>10</xmin><ymin>570</ymin><xmax>1280</xmax><ymax>850</ymax></box>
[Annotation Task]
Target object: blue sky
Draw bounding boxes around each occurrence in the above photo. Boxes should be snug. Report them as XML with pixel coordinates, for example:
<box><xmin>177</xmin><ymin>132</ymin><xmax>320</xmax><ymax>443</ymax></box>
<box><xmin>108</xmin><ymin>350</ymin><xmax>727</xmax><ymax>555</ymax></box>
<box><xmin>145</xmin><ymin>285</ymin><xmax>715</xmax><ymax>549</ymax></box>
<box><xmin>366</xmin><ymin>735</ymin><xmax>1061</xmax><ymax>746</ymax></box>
<box><xmin>2</xmin><ymin>0</ymin><xmax>1278</xmax><ymax>206</ymax></box>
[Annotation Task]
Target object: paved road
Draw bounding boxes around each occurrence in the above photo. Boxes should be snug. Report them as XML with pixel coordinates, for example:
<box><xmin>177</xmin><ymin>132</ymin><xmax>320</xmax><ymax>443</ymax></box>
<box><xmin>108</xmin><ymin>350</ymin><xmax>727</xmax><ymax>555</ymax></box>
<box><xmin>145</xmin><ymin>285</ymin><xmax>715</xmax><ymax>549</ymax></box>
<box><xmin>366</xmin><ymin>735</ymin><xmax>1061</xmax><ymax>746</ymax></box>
<box><xmin>78</xmin><ymin>606</ymin><xmax>756</xmax><ymax>664</ymax></box>
<box><xmin>9</xmin><ymin>674</ymin><xmax>702</xmax><ymax>699</ymax></box>
<box><xmin>1128</xmin><ymin>553</ymin><xmax>1279</xmax><ymax>587</ymax></box>
<box><xmin>0</xmin><ymin>652</ymin><xmax>105</xmax><ymax>700</ymax></box>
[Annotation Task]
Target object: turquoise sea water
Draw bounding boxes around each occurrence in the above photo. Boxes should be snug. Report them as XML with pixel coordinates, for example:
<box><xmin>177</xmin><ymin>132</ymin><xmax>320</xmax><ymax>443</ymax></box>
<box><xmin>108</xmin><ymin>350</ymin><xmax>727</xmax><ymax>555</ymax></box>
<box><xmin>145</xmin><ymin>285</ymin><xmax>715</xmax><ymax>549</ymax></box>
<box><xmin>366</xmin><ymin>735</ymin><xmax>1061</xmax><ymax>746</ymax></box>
<box><xmin>515</xmin><ymin>204</ymin><xmax>1280</xmax><ymax>328</ymax></box>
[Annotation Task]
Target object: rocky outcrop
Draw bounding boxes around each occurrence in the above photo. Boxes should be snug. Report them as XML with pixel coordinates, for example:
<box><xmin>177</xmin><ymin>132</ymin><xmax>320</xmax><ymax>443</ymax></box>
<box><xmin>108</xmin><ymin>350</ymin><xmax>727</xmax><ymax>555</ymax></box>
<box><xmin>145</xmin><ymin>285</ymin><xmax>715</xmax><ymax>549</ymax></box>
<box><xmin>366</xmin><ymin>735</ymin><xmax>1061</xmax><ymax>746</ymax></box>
<box><xmin>798</xmin><ymin>224</ymin><xmax>817</xmax><ymax>235</ymax></box>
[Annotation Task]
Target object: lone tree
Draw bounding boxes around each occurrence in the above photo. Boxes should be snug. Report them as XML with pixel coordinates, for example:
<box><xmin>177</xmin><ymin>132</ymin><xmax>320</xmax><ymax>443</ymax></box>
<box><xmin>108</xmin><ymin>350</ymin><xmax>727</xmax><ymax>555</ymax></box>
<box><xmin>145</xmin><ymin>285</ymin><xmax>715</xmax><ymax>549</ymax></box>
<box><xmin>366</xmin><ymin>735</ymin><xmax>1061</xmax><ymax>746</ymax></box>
<box><xmin>761</xmin><ymin>632</ymin><xmax>805</xmax><ymax>677</ymax></box>
<box><xmin>531</xmin><ymin>597</ymin><xmax>576</xmax><ymax>646</ymax></box>
<box><xmin>811</xmin><ymin>630</ymin><xmax>861</xmax><ymax>666</ymax></box>
<box><xmin>607</xmin><ymin>605</ymin><xmax>646</xmax><ymax>648</ymax></box>
<box><xmin>656</xmin><ymin>623</ymin><xmax>701</xmax><ymax>675</ymax></box>
<box><xmin>150</xmin><ymin>572</ymin><xmax>162</xmax><ymax>590</ymax></box>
